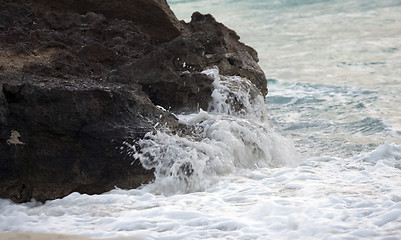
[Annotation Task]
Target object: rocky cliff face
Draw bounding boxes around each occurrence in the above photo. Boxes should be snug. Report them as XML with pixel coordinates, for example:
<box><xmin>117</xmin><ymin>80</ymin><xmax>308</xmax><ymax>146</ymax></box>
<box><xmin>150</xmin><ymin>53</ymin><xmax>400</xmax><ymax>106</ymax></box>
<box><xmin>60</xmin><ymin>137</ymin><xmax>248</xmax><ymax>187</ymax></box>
<box><xmin>0</xmin><ymin>0</ymin><xmax>266</xmax><ymax>202</ymax></box>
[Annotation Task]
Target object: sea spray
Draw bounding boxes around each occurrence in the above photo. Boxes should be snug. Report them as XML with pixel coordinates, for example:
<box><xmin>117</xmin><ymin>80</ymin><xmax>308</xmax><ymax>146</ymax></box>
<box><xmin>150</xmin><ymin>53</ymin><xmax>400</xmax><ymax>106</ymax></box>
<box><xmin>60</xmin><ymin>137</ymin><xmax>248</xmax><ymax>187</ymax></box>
<box><xmin>128</xmin><ymin>68</ymin><xmax>300</xmax><ymax>195</ymax></box>
<box><xmin>1</xmin><ymin>1</ymin><xmax>401</xmax><ymax>238</ymax></box>
<box><xmin>203</xmin><ymin>67</ymin><xmax>267</xmax><ymax>120</ymax></box>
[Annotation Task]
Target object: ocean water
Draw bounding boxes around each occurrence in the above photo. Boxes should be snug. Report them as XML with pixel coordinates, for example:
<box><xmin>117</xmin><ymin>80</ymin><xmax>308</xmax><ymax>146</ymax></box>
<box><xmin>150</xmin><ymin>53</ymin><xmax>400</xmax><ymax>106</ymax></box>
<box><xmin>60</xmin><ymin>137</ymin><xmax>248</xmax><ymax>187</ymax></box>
<box><xmin>1</xmin><ymin>0</ymin><xmax>401</xmax><ymax>239</ymax></box>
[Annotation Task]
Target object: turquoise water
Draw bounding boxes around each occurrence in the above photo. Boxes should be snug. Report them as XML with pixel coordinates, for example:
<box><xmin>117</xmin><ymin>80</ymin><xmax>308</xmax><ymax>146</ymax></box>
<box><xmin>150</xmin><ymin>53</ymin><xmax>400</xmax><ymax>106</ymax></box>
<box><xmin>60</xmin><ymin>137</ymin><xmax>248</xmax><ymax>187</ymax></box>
<box><xmin>169</xmin><ymin>0</ymin><xmax>401</xmax><ymax>158</ymax></box>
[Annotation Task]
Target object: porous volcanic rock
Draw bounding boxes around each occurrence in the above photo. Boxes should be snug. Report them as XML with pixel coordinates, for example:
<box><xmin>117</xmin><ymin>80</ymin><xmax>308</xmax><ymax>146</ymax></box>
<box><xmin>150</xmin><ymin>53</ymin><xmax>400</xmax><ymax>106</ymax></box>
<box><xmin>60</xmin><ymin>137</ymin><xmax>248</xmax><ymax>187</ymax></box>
<box><xmin>0</xmin><ymin>0</ymin><xmax>267</xmax><ymax>202</ymax></box>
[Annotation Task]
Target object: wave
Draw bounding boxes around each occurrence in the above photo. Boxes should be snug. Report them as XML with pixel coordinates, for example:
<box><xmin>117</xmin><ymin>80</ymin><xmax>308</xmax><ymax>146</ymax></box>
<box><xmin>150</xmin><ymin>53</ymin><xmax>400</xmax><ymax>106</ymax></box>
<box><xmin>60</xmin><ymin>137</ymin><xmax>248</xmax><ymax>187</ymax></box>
<box><xmin>125</xmin><ymin>68</ymin><xmax>300</xmax><ymax>195</ymax></box>
<box><xmin>355</xmin><ymin>142</ymin><xmax>401</xmax><ymax>168</ymax></box>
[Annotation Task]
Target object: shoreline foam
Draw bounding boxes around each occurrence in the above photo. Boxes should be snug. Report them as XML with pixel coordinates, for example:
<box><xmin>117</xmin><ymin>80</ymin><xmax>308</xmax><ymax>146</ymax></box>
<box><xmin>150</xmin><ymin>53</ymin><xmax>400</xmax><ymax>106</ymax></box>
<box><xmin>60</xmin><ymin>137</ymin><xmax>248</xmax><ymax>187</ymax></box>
<box><xmin>0</xmin><ymin>232</ymin><xmax>143</xmax><ymax>240</ymax></box>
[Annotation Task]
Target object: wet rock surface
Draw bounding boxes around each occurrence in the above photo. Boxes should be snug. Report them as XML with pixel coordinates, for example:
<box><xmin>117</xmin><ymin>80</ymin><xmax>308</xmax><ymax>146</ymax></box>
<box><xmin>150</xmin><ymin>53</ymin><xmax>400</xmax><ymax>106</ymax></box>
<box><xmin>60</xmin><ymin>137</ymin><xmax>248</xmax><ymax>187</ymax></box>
<box><xmin>0</xmin><ymin>0</ymin><xmax>266</xmax><ymax>202</ymax></box>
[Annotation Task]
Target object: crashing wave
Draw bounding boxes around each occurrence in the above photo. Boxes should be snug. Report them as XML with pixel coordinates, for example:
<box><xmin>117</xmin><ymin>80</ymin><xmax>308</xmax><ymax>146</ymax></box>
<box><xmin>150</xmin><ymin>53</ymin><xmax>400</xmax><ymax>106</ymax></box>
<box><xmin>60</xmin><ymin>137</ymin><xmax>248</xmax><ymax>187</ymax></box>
<box><xmin>125</xmin><ymin>68</ymin><xmax>300</xmax><ymax>195</ymax></box>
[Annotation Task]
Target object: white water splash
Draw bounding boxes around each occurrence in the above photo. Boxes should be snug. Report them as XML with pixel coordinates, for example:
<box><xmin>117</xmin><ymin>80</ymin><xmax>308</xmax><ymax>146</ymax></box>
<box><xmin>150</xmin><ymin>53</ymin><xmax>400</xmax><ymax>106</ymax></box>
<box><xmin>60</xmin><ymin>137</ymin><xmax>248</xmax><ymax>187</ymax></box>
<box><xmin>203</xmin><ymin>67</ymin><xmax>267</xmax><ymax>120</ymax></box>
<box><xmin>130</xmin><ymin>68</ymin><xmax>299</xmax><ymax>195</ymax></box>
<box><xmin>2</xmin><ymin>1</ymin><xmax>401</xmax><ymax>239</ymax></box>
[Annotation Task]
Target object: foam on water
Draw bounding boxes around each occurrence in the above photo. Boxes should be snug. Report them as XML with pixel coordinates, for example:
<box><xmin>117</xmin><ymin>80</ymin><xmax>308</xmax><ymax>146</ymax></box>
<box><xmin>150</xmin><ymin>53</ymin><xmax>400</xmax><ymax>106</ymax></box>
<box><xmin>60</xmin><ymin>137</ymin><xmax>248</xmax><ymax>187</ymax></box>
<box><xmin>1</xmin><ymin>142</ymin><xmax>400</xmax><ymax>239</ymax></box>
<box><xmin>169</xmin><ymin>0</ymin><xmax>401</xmax><ymax>133</ymax></box>
<box><xmin>129</xmin><ymin>68</ymin><xmax>299</xmax><ymax>195</ymax></box>
<box><xmin>266</xmin><ymin>79</ymin><xmax>401</xmax><ymax>159</ymax></box>
<box><xmin>2</xmin><ymin>0</ymin><xmax>401</xmax><ymax>239</ymax></box>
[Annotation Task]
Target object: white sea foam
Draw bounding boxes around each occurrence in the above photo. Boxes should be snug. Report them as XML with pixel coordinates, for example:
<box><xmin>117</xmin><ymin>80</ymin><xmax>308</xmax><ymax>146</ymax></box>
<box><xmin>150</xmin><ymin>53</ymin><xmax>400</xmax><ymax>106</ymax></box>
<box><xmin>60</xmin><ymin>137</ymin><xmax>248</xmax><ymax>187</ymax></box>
<box><xmin>1</xmin><ymin>0</ymin><xmax>401</xmax><ymax>239</ymax></box>
<box><xmin>130</xmin><ymin>68</ymin><xmax>299</xmax><ymax>195</ymax></box>
<box><xmin>202</xmin><ymin>68</ymin><xmax>267</xmax><ymax>120</ymax></box>
<box><xmin>1</xmin><ymin>143</ymin><xmax>400</xmax><ymax>239</ymax></box>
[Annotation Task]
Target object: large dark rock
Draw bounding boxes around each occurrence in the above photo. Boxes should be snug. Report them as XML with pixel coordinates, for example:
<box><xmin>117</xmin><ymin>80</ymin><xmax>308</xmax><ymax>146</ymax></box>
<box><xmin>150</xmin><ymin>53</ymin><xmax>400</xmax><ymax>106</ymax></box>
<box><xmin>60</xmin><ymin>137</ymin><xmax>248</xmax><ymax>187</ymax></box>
<box><xmin>0</xmin><ymin>74</ymin><xmax>181</xmax><ymax>202</ymax></box>
<box><xmin>186</xmin><ymin>12</ymin><xmax>266</xmax><ymax>96</ymax></box>
<box><xmin>121</xmin><ymin>12</ymin><xmax>267</xmax><ymax>112</ymax></box>
<box><xmin>7</xmin><ymin>0</ymin><xmax>183</xmax><ymax>43</ymax></box>
<box><xmin>0</xmin><ymin>0</ymin><xmax>267</xmax><ymax>202</ymax></box>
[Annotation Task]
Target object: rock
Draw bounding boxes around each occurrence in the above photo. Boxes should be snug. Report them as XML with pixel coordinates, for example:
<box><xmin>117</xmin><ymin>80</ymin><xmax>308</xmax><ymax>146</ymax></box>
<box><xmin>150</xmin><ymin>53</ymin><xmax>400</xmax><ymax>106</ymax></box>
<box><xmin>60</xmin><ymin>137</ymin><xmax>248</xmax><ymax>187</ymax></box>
<box><xmin>124</xmin><ymin>12</ymin><xmax>267</xmax><ymax>112</ymax></box>
<box><xmin>0</xmin><ymin>0</ymin><xmax>267</xmax><ymax>202</ymax></box>
<box><xmin>187</xmin><ymin>12</ymin><xmax>267</xmax><ymax>96</ymax></box>
<box><xmin>8</xmin><ymin>0</ymin><xmax>183</xmax><ymax>43</ymax></box>
<box><xmin>0</xmin><ymin>74</ymin><xmax>181</xmax><ymax>203</ymax></box>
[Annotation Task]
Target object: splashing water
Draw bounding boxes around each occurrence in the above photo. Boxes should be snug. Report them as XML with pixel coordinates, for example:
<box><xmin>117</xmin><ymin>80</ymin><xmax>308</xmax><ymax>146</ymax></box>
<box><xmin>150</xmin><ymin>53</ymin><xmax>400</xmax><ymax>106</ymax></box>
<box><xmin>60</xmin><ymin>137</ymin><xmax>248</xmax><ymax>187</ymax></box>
<box><xmin>2</xmin><ymin>1</ymin><xmax>401</xmax><ymax>239</ymax></box>
<box><xmin>203</xmin><ymin>68</ymin><xmax>266</xmax><ymax>120</ymax></box>
<box><xmin>129</xmin><ymin>68</ymin><xmax>299</xmax><ymax>196</ymax></box>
